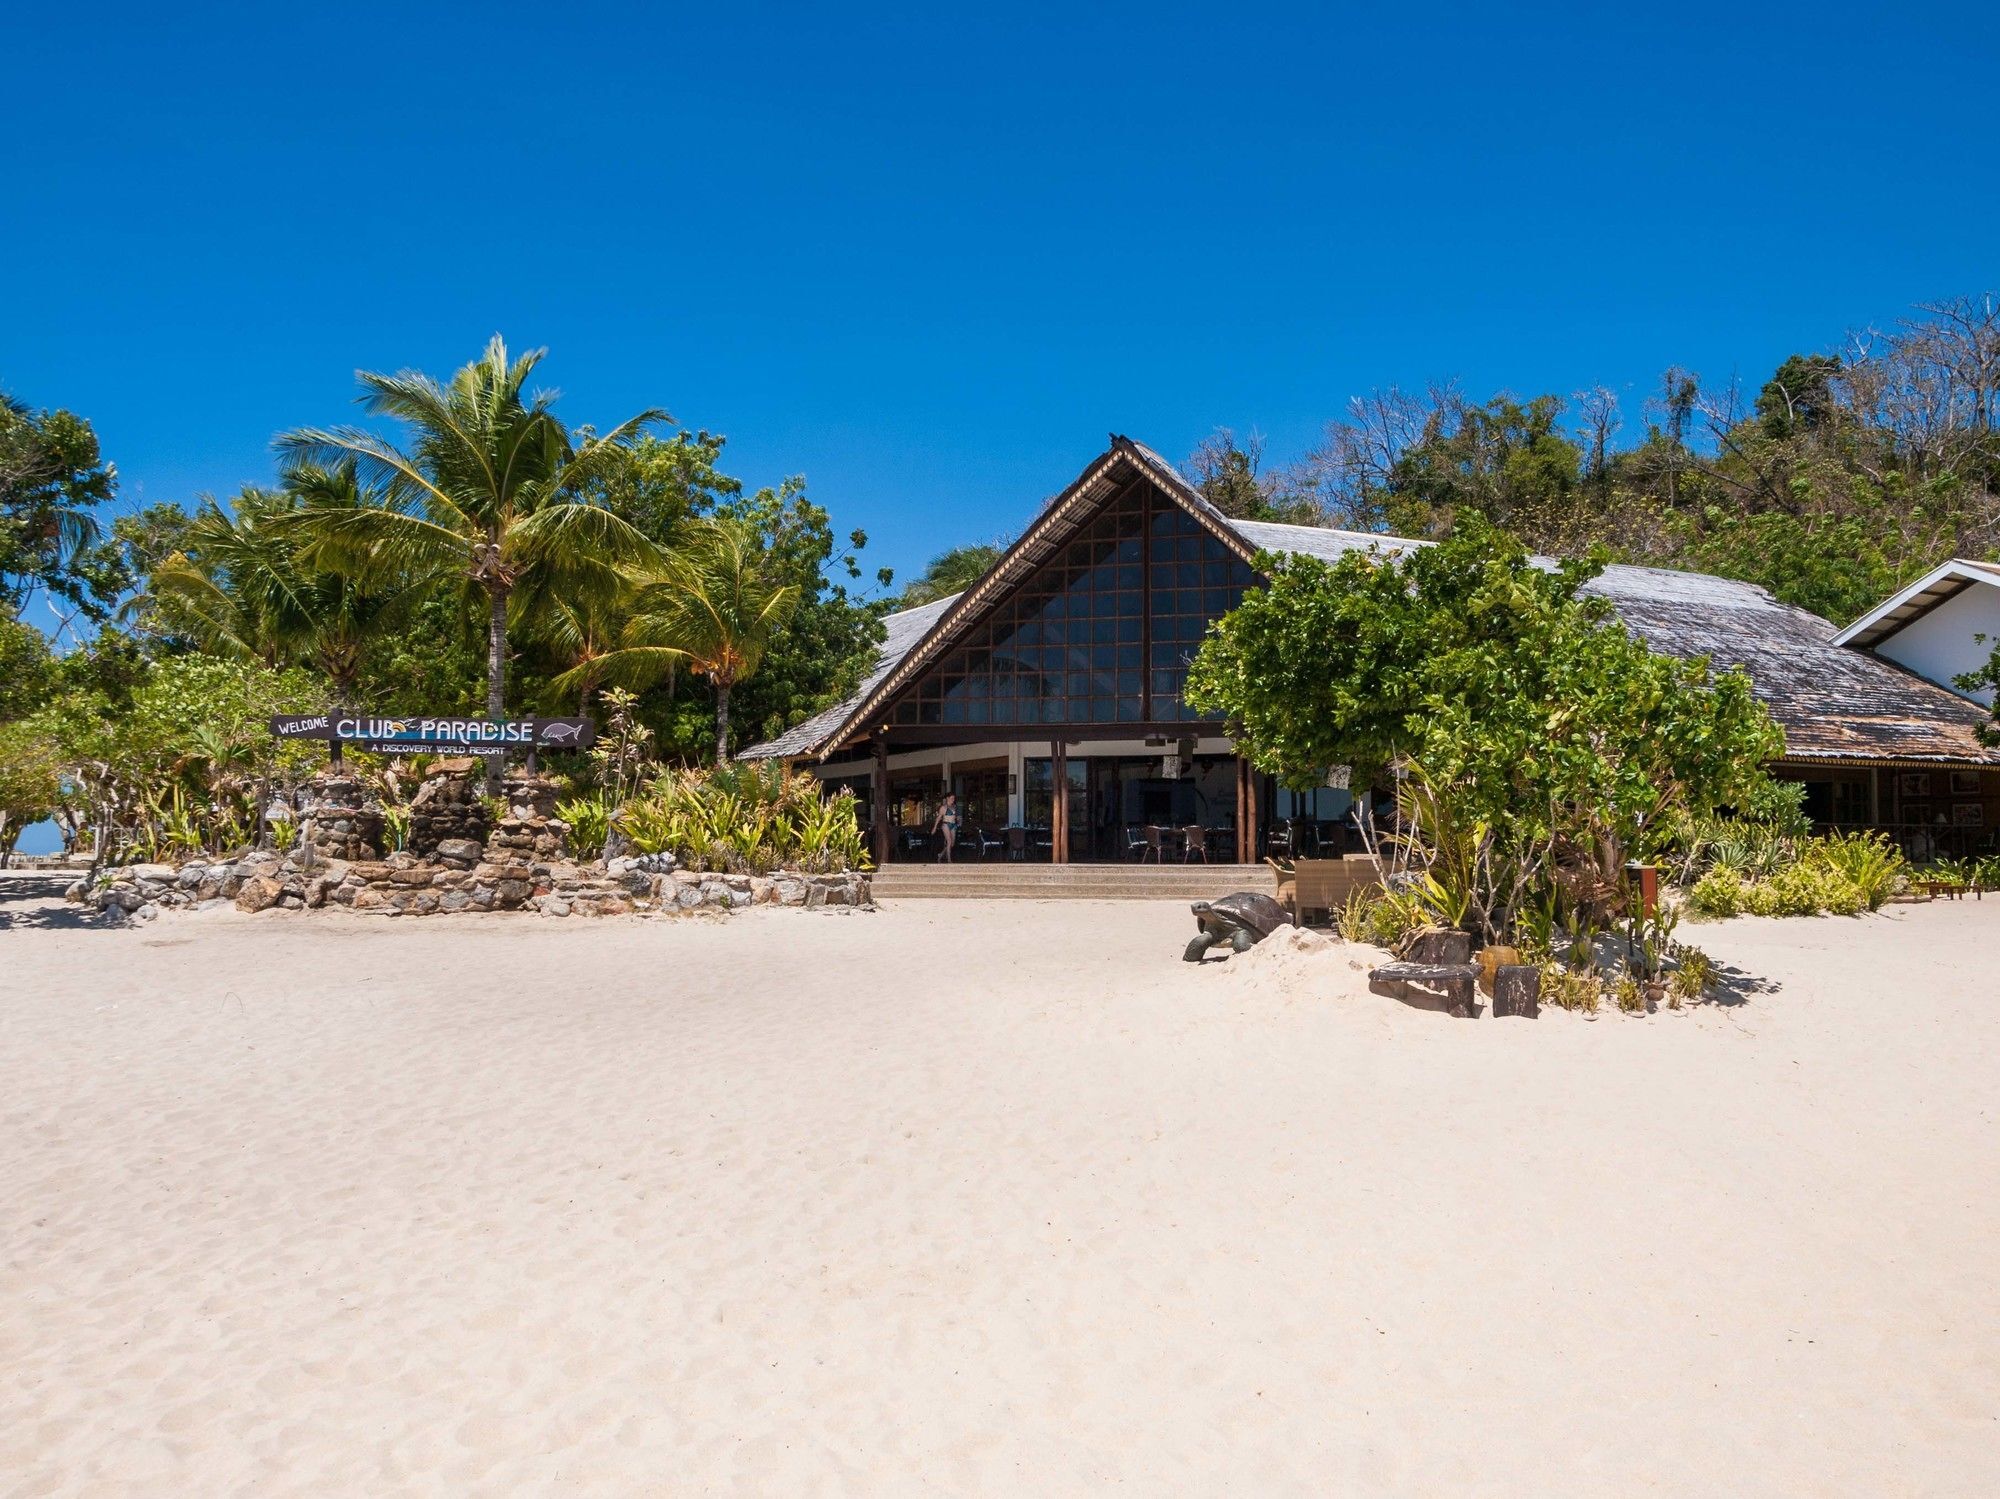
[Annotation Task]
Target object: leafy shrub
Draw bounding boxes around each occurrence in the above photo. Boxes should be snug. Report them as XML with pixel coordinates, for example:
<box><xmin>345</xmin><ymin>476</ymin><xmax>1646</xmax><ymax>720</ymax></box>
<box><xmin>1690</xmin><ymin>865</ymin><xmax>1749</xmax><ymax>917</ymax></box>
<box><xmin>1334</xmin><ymin>891</ymin><xmax>1421</xmax><ymax>947</ymax></box>
<box><xmin>615</xmin><ymin>764</ymin><xmax>868</xmax><ymax>873</ymax></box>
<box><xmin>1666</xmin><ymin>943</ymin><xmax>1715</xmax><ymax>1009</ymax></box>
<box><xmin>556</xmin><ymin>795</ymin><xmax>612</xmax><ymax>861</ymax></box>
<box><xmin>1612</xmin><ymin>973</ymin><xmax>1646</xmax><ymax>1013</ymax></box>
<box><xmin>1539</xmin><ymin>963</ymin><xmax>1601</xmax><ymax>1014</ymax></box>
<box><xmin>1690</xmin><ymin>832</ymin><xmax>1903</xmax><ymax>918</ymax></box>
<box><xmin>1810</xmin><ymin>831</ymin><xmax>1906</xmax><ymax>910</ymax></box>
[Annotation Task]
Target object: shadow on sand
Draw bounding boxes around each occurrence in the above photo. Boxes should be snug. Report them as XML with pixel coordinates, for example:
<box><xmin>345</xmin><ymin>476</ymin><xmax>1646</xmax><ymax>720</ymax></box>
<box><xmin>0</xmin><ymin>873</ymin><xmax>107</xmax><ymax>933</ymax></box>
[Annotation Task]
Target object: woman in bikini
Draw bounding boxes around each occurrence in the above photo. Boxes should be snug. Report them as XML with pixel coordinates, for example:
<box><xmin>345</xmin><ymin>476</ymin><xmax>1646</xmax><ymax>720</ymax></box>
<box><xmin>931</xmin><ymin>792</ymin><xmax>961</xmax><ymax>862</ymax></box>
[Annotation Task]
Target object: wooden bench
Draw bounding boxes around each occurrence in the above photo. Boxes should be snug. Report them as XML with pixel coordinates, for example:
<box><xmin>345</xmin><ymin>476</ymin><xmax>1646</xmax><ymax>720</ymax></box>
<box><xmin>1368</xmin><ymin>960</ymin><xmax>1481</xmax><ymax>1018</ymax></box>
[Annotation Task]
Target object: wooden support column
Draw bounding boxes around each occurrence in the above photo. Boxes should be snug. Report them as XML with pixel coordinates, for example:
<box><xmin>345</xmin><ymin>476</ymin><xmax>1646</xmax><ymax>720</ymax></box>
<box><xmin>871</xmin><ymin>736</ymin><xmax>890</xmax><ymax>868</ymax></box>
<box><xmin>1869</xmin><ymin>766</ymin><xmax>1881</xmax><ymax>828</ymax></box>
<box><xmin>1051</xmin><ymin>739</ymin><xmax>1069</xmax><ymax>864</ymax></box>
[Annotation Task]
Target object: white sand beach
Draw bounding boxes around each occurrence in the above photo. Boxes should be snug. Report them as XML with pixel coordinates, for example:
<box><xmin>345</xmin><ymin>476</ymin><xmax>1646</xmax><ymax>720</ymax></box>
<box><xmin>2</xmin><ymin>879</ymin><xmax>1995</xmax><ymax>1497</ymax></box>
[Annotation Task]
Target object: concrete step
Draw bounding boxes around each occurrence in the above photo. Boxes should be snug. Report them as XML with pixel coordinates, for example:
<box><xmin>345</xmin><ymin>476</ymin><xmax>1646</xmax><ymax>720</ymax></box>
<box><xmin>871</xmin><ymin>863</ymin><xmax>1276</xmax><ymax>900</ymax></box>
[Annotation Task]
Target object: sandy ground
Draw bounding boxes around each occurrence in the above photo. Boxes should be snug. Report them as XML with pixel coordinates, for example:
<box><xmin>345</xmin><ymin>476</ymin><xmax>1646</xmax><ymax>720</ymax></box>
<box><xmin>1</xmin><ymin>876</ymin><xmax>1995</xmax><ymax>1498</ymax></box>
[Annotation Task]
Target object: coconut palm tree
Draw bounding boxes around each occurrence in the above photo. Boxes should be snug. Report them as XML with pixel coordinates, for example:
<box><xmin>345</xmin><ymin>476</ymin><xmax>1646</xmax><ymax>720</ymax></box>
<box><xmin>138</xmin><ymin>465</ymin><xmax>424</xmax><ymax>708</ymax></box>
<box><xmin>555</xmin><ymin>518</ymin><xmax>800</xmax><ymax>764</ymax></box>
<box><xmin>277</xmin><ymin>336</ymin><xmax>665</xmax><ymax>722</ymax></box>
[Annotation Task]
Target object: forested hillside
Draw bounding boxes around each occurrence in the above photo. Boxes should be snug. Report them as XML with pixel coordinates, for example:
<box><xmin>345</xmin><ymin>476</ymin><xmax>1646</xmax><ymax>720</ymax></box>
<box><xmin>1187</xmin><ymin>294</ymin><xmax>2000</xmax><ymax>625</ymax></box>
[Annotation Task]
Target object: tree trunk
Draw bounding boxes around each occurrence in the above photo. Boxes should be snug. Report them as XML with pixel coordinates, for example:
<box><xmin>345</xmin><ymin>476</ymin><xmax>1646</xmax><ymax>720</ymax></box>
<box><xmin>714</xmin><ymin>682</ymin><xmax>731</xmax><ymax>767</ymax></box>
<box><xmin>486</xmin><ymin>588</ymin><xmax>509</xmax><ymax>721</ymax></box>
<box><xmin>486</xmin><ymin>587</ymin><xmax>509</xmax><ymax>791</ymax></box>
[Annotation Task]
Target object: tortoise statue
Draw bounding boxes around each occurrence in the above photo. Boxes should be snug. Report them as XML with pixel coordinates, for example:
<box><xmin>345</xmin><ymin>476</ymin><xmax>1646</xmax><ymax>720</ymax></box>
<box><xmin>1183</xmin><ymin>891</ymin><xmax>1292</xmax><ymax>962</ymax></box>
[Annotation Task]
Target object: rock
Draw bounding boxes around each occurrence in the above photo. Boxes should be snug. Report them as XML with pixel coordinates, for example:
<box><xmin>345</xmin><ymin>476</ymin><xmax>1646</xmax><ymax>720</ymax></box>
<box><xmin>1492</xmin><ymin>965</ymin><xmax>1541</xmax><ymax>1018</ymax></box>
<box><xmin>127</xmin><ymin>863</ymin><xmax>177</xmax><ymax>883</ymax></box>
<box><xmin>434</xmin><ymin>837</ymin><xmax>483</xmax><ymax>866</ymax></box>
<box><xmin>1476</xmin><ymin>945</ymin><xmax>1524</xmax><ymax>996</ymax></box>
<box><xmin>541</xmin><ymin>897</ymin><xmax>572</xmax><ymax>918</ymax></box>
<box><xmin>1401</xmin><ymin>926</ymin><xmax>1473</xmax><ymax>966</ymax></box>
<box><xmin>438</xmin><ymin>889</ymin><xmax>472</xmax><ymax>913</ymax></box>
<box><xmin>277</xmin><ymin>894</ymin><xmax>304</xmax><ymax>910</ymax></box>
<box><xmin>773</xmin><ymin>877</ymin><xmax>808</xmax><ymax>906</ymax></box>
<box><xmin>675</xmin><ymin>884</ymin><xmax>704</xmax><ymax>909</ymax></box>
<box><xmin>304</xmin><ymin>875</ymin><xmax>333</xmax><ymax>909</ymax></box>
<box><xmin>494</xmin><ymin>878</ymin><xmax>532</xmax><ymax>907</ymax></box>
<box><xmin>235</xmin><ymin>876</ymin><xmax>284</xmax><ymax>913</ymax></box>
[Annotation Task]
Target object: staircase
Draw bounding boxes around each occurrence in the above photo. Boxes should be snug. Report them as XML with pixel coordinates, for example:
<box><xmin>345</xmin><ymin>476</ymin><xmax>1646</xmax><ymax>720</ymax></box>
<box><xmin>869</xmin><ymin>862</ymin><xmax>1274</xmax><ymax>901</ymax></box>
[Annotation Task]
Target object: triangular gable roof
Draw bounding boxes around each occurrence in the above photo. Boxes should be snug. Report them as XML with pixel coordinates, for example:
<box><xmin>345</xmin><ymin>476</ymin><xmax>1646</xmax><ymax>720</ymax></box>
<box><xmin>745</xmin><ymin>436</ymin><xmax>1308</xmax><ymax>760</ymax></box>
<box><xmin>1831</xmin><ymin>558</ymin><xmax>2000</xmax><ymax>650</ymax></box>
<box><xmin>742</xmin><ymin>439</ymin><xmax>2000</xmax><ymax>766</ymax></box>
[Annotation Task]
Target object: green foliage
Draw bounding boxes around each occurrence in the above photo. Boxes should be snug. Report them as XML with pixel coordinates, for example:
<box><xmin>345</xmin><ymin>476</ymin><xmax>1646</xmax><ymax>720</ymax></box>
<box><xmin>42</xmin><ymin>654</ymin><xmax>324</xmax><ymax>861</ymax></box>
<box><xmin>556</xmin><ymin>795</ymin><xmax>612</xmax><ymax>860</ymax></box>
<box><xmin>1539</xmin><ymin>963</ymin><xmax>1602</xmax><ymax>1015</ymax></box>
<box><xmin>281</xmin><ymin>335</ymin><xmax>667</xmax><ymax>719</ymax></box>
<box><xmin>0</xmin><ymin>717</ymin><xmax>64</xmax><ymax>863</ymax></box>
<box><xmin>0</xmin><ymin>604</ymin><xmax>59</xmax><ymax>721</ymax></box>
<box><xmin>0</xmin><ymin>389</ymin><xmax>123</xmax><ymax>620</ymax></box>
<box><xmin>1955</xmin><ymin>636</ymin><xmax>2000</xmax><ymax>749</ymax></box>
<box><xmin>564</xmin><ymin>517</ymin><xmax>802</xmax><ymax>764</ymax></box>
<box><xmin>899</xmin><ymin>543</ymin><xmax>1005</xmax><ymax>607</ymax></box>
<box><xmin>1189</xmin><ymin>520</ymin><xmax>1785</xmax><ymax>942</ymax></box>
<box><xmin>1810</xmin><ymin>831</ymin><xmax>1908</xmax><ymax>910</ymax></box>
<box><xmin>616</xmin><ymin>763</ymin><xmax>868</xmax><ymax>874</ymax></box>
<box><xmin>1689</xmin><ymin>833</ymin><xmax>1904</xmax><ymax>918</ymax></box>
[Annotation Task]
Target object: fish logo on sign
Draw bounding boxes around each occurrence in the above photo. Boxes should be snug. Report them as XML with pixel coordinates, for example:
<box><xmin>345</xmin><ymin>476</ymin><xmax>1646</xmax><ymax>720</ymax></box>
<box><xmin>538</xmin><ymin>722</ymin><xmax>583</xmax><ymax>744</ymax></box>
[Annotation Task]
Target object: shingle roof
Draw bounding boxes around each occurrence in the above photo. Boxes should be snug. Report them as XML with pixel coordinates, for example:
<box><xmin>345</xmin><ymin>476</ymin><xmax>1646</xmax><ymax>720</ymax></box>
<box><xmin>737</xmin><ymin>593</ymin><xmax>958</xmax><ymax>760</ymax></box>
<box><xmin>739</xmin><ymin>440</ymin><xmax>2000</xmax><ymax>766</ymax></box>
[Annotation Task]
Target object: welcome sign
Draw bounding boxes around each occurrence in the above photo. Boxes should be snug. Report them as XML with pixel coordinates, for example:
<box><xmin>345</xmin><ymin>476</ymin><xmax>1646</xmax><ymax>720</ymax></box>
<box><xmin>270</xmin><ymin>714</ymin><xmax>596</xmax><ymax>758</ymax></box>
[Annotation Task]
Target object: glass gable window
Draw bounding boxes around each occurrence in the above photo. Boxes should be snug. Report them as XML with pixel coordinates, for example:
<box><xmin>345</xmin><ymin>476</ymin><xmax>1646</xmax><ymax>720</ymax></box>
<box><xmin>889</xmin><ymin>483</ymin><xmax>1258</xmax><ymax>727</ymax></box>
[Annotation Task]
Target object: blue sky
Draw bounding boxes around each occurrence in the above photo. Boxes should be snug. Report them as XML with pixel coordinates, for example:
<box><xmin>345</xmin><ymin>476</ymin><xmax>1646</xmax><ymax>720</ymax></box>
<box><xmin>6</xmin><ymin>1</ymin><xmax>1999</xmax><ymax>598</ymax></box>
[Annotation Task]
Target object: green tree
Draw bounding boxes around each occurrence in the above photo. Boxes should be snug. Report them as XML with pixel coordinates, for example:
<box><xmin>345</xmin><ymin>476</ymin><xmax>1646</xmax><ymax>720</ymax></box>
<box><xmin>279</xmin><ymin>336</ymin><xmax>666</xmax><ymax>722</ymax></box>
<box><xmin>1184</xmin><ymin>430</ymin><xmax>1322</xmax><ymax>524</ymax></box>
<box><xmin>0</xmin><ymin>390</ymin><xmax>122</xmax><ymax>621</ymax></box>
<box><xmin>1186</xmin><ymin>521</ymin><xmax>1783</xmax><ymax>939</ymax></box>
<box><xmin>562</xmin><ymin>518</ymin><xmax>801</xmax><ymax>764</ymax></box>
<box><xmin>0</xmin><ymin>604</ymin><xmax>58</xmax><ymax>722</ymax></box>
<box><xmin>0</xmin><ymin>717</ymin><xmax>63</xmax><ymax>866</ymax></box>
<box><xmin>136</xmin><ymin>466</ymin><xmax>426</xmax><ymax>709</ymax></box>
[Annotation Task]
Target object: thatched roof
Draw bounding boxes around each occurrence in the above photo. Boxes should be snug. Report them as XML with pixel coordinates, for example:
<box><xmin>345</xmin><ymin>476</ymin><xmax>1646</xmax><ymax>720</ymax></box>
<box><xmin>741</xmin><ymin>438</ymin><xmax>1999</xmax><ymax>767</ymax></box>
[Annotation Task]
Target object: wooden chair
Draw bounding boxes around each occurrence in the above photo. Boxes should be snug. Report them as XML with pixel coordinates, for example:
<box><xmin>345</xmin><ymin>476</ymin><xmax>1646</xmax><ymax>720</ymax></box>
<box><xmin>1286</xmin><ymin>856</ymin><xmax>1382</xmax><ymax>926</ymax></box>
<box><xmin>1142</xmin><ymin>825</ymin><xmax>1166</xmax><ymax>863</ymax></box>
<box><xmin>1266</xmin><ymin>857</ymin><xmax>1296</xmax><ymax>915</ymax></box>
<box><xmin>1181</xmin><ymin>823</ymin><xmax>1207</xmax><ymax>862</ymax></box>
<box><xmin>1006</xmin><ymin>827</ymin><xmax>1027</xmax><ymax>861</ymax></box>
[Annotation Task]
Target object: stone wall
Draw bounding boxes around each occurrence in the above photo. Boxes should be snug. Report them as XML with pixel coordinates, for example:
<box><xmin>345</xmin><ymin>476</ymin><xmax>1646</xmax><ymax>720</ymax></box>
<box><xmin>74</xmin><ymin>846</ymin><xmax>871</xmax><ymax>924</ymax></box>
<box><xmin>406</xmin><ymin>759</ymin><xmax>490</xmax><ymax>857</ymax></box>
<box><xmin>298</xmin><ymin>770</ymin><xmax>386</xmax><ymax>862</ymax></box>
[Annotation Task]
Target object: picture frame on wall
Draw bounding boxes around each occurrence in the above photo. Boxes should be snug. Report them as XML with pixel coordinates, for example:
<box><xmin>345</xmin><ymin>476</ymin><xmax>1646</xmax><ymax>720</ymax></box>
<box><xmin>1952</xmin><ymin>803</ymin><xmax>1984</xmax><ymax>827</ymax></box>
<box><xmin>1898</xmin><ymin>771</ymin><xmax>1932</xmax><ymax>798</ymax></box>
<box><xmin>1948</xmin><ymin>769</ymin><xmax>1982</xmax><ymax>796</ymax></box>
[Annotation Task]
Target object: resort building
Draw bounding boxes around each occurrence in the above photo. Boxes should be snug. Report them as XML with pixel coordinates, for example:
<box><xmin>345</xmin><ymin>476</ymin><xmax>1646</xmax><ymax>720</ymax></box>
<box><xmin>742</xmin><ymin>438</ymin><xmax>2000</xmax><ymax>863</ymax></box>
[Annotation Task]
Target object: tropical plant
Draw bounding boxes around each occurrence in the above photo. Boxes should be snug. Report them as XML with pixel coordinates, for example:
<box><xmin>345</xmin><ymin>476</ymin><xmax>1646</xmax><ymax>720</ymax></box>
<box><xmin>556</xmin><ymin>795</ymin><xmax>612</xmax><ymax>861</ymax></box>
<box><xmin>1811</xmin><ymin>831</ymin><xmax>1908</xmax><ymax>910</ymax></box>
<box><xmin>279</xmin><ymin>336</ymin><xmax>666</xmax><ymax>722</ymax></box>
<box><xmin>560</xmin><ymin>518</ymin><xmax>801</xmax><ymax>764</ymax></box>
<box><xmin>135</xmin><ymin>466</ymin><xmax>425</xmax><ymax>715</ymax></box>
<box><xmin>614</xmin><ymin>763</ymin><xmax>867</xmax><ymax>873</ymax></box>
